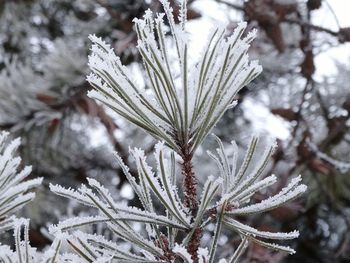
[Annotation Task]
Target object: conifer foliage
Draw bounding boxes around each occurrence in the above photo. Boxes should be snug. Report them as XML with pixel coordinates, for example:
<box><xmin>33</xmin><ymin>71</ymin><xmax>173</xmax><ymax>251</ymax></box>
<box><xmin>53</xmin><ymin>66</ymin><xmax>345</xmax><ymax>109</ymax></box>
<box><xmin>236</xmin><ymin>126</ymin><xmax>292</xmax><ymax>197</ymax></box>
<box><xmin>0</xmin><ymin>0</ymin><xmax>307</xmax><ymax>262</ymax></box>
<box><xmin>0</xmin><ymin>131</ymin><xmax>43</xmax><ymax>262</ymax></box>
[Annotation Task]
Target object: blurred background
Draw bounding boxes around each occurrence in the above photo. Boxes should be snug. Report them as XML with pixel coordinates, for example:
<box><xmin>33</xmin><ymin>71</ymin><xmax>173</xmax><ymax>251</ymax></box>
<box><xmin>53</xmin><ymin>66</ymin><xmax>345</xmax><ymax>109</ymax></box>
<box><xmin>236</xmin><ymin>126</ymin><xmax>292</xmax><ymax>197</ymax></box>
<box><xmin>0</xmin><ymin>0</ymin><xmax>349</xmax><ymax>262</ymax></box>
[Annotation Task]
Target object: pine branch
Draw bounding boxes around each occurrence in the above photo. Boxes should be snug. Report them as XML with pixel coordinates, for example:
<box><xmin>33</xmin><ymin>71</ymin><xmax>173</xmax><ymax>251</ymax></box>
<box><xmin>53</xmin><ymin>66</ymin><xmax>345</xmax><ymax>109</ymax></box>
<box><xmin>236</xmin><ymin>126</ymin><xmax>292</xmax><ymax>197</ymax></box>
<box><xmin>26</xmin><ymin>1</ymin><xmax>307</xmax><ymax>262</ymax></box>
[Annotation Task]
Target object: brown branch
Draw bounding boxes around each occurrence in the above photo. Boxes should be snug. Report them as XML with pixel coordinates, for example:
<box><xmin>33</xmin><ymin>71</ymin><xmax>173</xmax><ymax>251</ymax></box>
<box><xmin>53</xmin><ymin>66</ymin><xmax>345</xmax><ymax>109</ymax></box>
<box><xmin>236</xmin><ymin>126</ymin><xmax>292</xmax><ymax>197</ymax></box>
<box><xmin>289</xmin><ymin>79</ymin><xmax>312</xmax><ymax>140</ymax></box>
<box><xmin>181</xmin><ymin>145</ymin><xmax>198</xmax><ymax>214</ymax></box>
<box><xmin>216</xmin><ymin>0</ymin><xmax>339</xmax><ymax>37</ymax></box>
<box><xmin>284</xmin><ymin>17</ymin><xmax>338</xmax><ymax>36</ymax></box>
<box><xmin>180</xmin><ymin>144</ymin><xmax>201</xmax><ymax>262</ymax></box>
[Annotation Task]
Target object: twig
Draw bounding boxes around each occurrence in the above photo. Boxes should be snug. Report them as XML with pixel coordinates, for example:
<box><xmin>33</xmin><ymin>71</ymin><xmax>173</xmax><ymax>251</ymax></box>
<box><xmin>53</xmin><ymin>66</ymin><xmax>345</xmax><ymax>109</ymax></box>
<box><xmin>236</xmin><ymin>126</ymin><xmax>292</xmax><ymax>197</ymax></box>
<box><xmin>180</xmin><ymin>143</ymin><xmax>201</xmax><ymax>263</ymax></box>
<box><xmin>284</xmin><ymin>17</ymin><xmax>338</xmax><ymax>36</ymax></box>
<box><xmin>215</xmin><ymin>0</ymin><xmax>339</xmax><ymax>37</ymax></box>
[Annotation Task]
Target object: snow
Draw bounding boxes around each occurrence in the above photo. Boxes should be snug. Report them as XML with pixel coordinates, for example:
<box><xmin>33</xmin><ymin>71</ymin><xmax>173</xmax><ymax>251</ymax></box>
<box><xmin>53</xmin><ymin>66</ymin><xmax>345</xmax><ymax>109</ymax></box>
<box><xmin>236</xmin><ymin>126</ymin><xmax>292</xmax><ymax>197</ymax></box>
<box><xmin>198</xmin><ymin>247</ymin><xmax>209</xmax><ymax>263</ymax></box>
<box><xmin>224</xmin><ymin>217</ymin><xmax>299</xmax><ymax>240</ymax></box>
<box><xmin>173</xmin><ymin>244</ymin><xmax>193</xmax><ymax>263</ymax></box>
<box><xmin>228</xmin><ymin>176</ymin><xmax>307</xmax><ymax>215</ymax></box>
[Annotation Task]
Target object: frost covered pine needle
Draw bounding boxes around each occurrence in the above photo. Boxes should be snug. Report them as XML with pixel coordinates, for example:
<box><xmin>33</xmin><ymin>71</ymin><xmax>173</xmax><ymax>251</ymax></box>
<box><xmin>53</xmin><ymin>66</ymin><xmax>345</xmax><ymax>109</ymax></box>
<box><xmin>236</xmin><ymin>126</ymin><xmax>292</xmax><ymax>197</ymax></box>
<box><xmin>0</xmin><ymin>0</ymin><xmax>307</xmax><ymax>262</ymax></box>
<box><xmin>46</xmin><ymin>0</ymin><xmax>306</xmax><ymax>262</ymax></box>
<box><xmin>87</xmin><ymin>0</ymin><xmax>262</xmax><ymax>154</ymax></box>
<box><xmin>0</xmin><ymin>131</ymin><xmax>44</xmax><ymax>262</ymax></box>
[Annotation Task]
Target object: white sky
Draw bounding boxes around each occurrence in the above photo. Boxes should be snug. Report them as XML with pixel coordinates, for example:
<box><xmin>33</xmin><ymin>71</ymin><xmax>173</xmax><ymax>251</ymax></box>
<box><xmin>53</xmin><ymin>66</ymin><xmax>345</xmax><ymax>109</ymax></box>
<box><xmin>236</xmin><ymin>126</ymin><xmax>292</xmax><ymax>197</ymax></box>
<box><xmin>317</xmin><ymin>0</ymin><xmax>350</xmax><ymax>28</ymax></box>
<box><xmin>313</xmin><ymin>0</ymin><xmax>350</xmax><ymax>77</ymax></box>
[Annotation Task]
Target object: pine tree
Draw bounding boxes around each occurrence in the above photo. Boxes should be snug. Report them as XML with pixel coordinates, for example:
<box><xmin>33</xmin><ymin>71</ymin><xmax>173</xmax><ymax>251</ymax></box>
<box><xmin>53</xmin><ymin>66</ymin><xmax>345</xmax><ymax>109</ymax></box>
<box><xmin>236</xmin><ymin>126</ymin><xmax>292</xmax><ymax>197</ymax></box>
<box><xmin>44</xmin><ymin>1</ymin><xmax>307</xmax><ymax>262</ymax></box>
